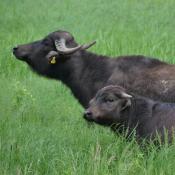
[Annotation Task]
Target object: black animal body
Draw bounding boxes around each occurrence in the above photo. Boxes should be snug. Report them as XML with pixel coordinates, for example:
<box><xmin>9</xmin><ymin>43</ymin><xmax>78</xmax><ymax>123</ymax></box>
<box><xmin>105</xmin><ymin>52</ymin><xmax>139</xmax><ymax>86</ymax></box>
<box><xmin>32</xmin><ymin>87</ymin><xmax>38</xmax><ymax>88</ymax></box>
<box><xmin>84</xmin><ymin>85</ymin><xmax>175</xmax><ymax>141</ymax></box>
<box><xmin>13</xmin><ymin>30</ymin><xmax>175</xmax><ymax>107</ymax></box>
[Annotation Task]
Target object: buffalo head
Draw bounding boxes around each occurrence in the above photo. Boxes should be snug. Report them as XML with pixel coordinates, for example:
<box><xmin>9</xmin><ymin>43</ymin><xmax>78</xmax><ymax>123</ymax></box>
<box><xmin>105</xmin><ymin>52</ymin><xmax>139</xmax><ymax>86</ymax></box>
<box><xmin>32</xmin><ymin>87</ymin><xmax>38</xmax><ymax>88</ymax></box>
<box><xmin>84</xmin><ymin>85</ymin><xmax>132</xmax><ymax>126</ymax></box>
<box><xmin>13</xmin><ymin>30</ymin><xmax>96</xmax><ymax>76</ymax></box>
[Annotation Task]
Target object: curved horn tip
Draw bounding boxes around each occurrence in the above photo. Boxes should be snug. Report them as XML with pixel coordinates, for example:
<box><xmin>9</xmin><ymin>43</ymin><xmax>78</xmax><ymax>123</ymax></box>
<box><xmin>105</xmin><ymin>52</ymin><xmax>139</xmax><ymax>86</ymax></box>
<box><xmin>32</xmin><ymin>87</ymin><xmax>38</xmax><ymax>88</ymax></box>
<box><xmin>55</xmin><ymin>39</ymin><xmax>82</xmax><ymax>54</ymax></box>
<box><xmin>81</xmin><ymin>40</ymin><xmax>96</xmax><ymax>50</ymax></box>
<box><xmin>121</xmin><ymin>92</ymin><xmax>132</xmax><ymax>98</ymax></box>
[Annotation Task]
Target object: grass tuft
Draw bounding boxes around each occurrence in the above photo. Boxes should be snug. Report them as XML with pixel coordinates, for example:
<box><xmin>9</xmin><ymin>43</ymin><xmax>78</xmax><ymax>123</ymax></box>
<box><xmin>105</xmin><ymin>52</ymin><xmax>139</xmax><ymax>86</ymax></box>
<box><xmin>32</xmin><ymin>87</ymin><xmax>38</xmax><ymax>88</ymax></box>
<box><xmin>1</xmin><ymin>0</ymin><xmax>175</xmax><ymax>174</ymax></box>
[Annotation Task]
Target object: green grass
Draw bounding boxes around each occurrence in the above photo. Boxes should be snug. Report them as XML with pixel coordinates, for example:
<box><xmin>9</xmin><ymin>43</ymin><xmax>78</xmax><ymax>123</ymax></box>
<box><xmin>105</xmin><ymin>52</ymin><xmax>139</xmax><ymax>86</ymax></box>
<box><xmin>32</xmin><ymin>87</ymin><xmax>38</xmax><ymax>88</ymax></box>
<box><xmin>1</xmin><ymin>0</ymin><xmax>175</xmax><ymax>174</ymax></box>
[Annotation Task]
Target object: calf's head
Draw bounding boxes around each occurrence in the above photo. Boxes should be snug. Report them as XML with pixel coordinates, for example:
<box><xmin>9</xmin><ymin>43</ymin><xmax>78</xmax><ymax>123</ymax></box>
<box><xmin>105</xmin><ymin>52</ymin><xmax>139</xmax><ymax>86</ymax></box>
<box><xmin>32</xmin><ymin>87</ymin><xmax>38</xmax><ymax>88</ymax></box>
<box><xmin>13</xmin><ymin>30</ymin><xmax>95</xmax><ymax>76</ymax></box>
<box><xmin>84</xmin><ymin>85</ymin><xmax>132</xmax><ymax>126</ymax></box>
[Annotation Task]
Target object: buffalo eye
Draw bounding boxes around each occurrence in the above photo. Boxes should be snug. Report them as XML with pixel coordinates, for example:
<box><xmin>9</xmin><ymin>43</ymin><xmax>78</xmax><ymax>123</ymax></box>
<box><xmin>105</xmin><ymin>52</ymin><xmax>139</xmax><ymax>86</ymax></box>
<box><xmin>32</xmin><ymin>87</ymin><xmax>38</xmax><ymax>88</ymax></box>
<box><xmin>104</xmin><ymin>97</ymin><xmax>115</xmax><ymax>103</ymax></box>
<box><xmin>107</xmin><ymin>99</ymin><xmax>114</xmax><ymax>103</ymax></box>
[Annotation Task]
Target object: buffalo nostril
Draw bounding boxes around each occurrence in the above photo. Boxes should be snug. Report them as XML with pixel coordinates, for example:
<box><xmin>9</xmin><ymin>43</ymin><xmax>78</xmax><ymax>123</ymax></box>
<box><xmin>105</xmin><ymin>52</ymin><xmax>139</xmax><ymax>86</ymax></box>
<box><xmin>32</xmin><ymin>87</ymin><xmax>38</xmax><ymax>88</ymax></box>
<box><xmin>84</xmin><ymin>110</ymin><xmax>92</xmax><ymax>118</ymax></box>
<box><xmin>13</xmin><ymin>47</ymin><xmax>18</xmax><ymax>52</ymax></box>
<box><xmin>84</xmin><ymin>110</ymin><xmax>94</xmax><ymax>122</ymax></box>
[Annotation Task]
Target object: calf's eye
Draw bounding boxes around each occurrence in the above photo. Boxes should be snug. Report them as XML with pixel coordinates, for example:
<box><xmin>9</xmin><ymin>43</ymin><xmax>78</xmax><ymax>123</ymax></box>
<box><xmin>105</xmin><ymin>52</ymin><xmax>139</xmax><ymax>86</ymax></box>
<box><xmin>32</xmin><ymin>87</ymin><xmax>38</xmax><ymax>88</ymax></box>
<box><xmin>104</xmin><ymin>98</ymin><xmax>115</xmax><ymax>103</ymax></box>
<box><xmin>107</xmin><ymin>99</ymin><xmax>114</xmax><ymax>102</ymax></box>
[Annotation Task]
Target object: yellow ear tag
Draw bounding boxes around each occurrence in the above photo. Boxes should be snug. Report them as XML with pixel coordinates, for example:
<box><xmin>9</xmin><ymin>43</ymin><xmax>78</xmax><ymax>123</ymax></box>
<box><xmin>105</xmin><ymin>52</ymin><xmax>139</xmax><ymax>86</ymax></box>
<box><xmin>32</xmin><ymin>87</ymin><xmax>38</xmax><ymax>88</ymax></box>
<box><xmin>50</xmin><ymin>56</ymin><xmax>56</xmax><ymax>64</ymax></box>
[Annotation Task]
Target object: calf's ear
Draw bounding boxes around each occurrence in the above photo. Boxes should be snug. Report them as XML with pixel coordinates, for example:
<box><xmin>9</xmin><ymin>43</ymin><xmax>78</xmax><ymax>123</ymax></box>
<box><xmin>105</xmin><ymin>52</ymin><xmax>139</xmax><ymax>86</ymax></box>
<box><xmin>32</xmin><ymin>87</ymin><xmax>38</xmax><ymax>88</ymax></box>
<box><xmin>119</xmin><ymin>92</ymin><xmax>132</xmax><ymax>111</ymax></box>
<box><xmin>120</xmin><ymin>99</ymin><xmax>131</xmax><ymax>111</ymax></box>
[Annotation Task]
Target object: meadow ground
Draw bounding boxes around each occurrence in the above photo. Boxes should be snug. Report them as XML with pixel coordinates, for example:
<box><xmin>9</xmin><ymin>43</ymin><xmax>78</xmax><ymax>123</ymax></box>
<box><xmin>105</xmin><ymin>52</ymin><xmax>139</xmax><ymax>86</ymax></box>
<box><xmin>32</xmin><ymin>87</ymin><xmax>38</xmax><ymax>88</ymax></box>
<box><xmin>1</xmin><ymin>0</ymin><xmax>175</xmax><ymax>174</ymax></box>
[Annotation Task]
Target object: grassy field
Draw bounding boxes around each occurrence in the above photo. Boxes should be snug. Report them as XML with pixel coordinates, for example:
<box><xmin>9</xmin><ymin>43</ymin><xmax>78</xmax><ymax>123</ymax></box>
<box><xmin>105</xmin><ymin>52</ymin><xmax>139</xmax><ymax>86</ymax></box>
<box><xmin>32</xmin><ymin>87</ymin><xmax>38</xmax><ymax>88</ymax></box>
<box><xmin>1</xmin><ymin>0</ymin><xmax>175</xmax><ymax>174</ymax></box>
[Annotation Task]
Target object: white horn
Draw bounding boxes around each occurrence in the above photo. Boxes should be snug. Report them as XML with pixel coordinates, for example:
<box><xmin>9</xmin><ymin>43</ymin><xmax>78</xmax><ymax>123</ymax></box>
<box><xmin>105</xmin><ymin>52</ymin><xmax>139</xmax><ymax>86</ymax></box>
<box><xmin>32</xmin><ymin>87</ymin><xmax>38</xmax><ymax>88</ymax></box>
<box><xmin>81</xmin><ymin>41</ymin><xmax>96</xmax><ymax>50</ymax></box>
<box><xmin>121</xmin><ymin>92</ymin><xmax>132</xmax><ymax>98</ymax></box>
<box><xmin>55</xmin><ymin>39</ymin><xmax>82</xmax><ymax>54</ymax></box>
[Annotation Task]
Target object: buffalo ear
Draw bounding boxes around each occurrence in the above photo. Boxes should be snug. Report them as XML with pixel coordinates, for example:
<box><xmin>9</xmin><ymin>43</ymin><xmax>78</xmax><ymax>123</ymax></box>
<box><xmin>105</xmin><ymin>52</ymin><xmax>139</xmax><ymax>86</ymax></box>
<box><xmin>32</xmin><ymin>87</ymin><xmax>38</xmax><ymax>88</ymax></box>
<box><xmin>46</xmin><ymin>51</ymin><xmax>58</xmax><ymax>64</ymax></box>
<box><xmin>118</xmin><ymin>91</ymin><xmax>132</xmax><ymax>111</ymax></box>
<box><xmin>49</xmin><ymin>56</ymin><xmax>57</xmax><ymax>64</ymax></box>
<box><xmin>120</xmin><ymin>98</ymin><xmax>131</xmax><ymax>111</ymax></box>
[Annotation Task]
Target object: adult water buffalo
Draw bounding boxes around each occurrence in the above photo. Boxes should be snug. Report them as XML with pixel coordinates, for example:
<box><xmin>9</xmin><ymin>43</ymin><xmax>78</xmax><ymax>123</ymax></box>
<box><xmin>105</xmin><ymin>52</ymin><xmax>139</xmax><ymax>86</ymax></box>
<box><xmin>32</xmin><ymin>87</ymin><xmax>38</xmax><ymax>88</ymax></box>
<box><xmin>13</xmin><ymin>30</ymin><xmax>175</xmax><ymax>107</ymax></box>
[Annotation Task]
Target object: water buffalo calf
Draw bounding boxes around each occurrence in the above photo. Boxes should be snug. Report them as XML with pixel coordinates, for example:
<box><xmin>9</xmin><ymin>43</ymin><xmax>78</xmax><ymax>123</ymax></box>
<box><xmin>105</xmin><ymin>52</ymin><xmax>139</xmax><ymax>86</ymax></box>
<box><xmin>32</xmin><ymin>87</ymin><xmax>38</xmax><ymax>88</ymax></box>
<box><xmin>84</xmin><ymin>85</ymin><xmax>175</xmax><ymax>141</ymax></box>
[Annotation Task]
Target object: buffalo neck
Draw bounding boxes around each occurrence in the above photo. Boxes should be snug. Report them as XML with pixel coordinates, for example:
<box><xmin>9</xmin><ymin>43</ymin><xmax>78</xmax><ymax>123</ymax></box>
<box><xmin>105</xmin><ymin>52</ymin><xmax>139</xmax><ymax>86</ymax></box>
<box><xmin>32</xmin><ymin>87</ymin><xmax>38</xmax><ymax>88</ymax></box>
<box><xmin>120</xmin><ymin>96</ymin><xmax>155</xmax><ymax>136</ymax></box>
<box><xmin>51</xmin><ymin>50</ymin><xmax>112</xmax><ymax>107</ymax></box>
